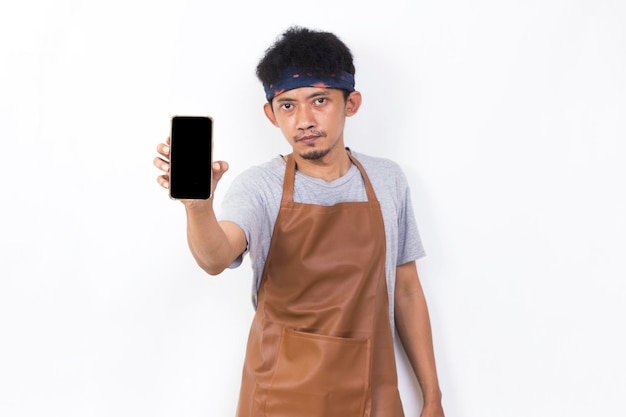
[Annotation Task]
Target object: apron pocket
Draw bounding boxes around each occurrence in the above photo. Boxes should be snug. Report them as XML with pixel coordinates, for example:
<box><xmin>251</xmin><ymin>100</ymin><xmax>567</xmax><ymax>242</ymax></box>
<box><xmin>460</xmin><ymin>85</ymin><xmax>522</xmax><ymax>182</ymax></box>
<box><xmin>266</xmin><ymin>328</ymin><xmax>371</xmax><ymax>417</ymax></box>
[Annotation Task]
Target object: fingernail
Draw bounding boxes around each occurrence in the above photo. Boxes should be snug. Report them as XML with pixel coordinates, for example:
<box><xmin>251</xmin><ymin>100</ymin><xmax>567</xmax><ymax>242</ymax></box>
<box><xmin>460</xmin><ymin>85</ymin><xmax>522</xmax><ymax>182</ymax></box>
<box><xmin>213</xmin><ymin>162</ymin><xmax>220</xmax><ymax>170</ymax></box>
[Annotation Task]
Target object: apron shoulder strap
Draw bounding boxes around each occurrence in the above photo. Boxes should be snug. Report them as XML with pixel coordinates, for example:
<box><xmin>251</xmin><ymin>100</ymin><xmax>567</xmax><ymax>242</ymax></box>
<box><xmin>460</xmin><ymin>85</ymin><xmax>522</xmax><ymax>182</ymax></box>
<box><xmin>281</xmin><ymin>154</ymin><xmax>296</xmax><ymax>203</ymax></box>
<box><xmin>346</xmin><ymin>151</ymin><xmax>378</xmax><ymax>203</ymax></box>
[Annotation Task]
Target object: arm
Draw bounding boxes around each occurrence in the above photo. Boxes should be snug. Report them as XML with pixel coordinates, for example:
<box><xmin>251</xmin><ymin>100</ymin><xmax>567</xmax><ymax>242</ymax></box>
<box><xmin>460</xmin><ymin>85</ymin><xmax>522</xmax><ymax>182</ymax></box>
<box><xmin>394</xmin><ymin>261</ymin><xmax>445</xmax><ymax>417</ymax></box>
<box><xmin>183</xmin><ymin>201</ymin><xmax>247</xmax><ymax>275</ymax></box>
<box><xmin>154</xmin><ymin>139</ymin><xmax>247</xmax><ymax>275</ymax></box>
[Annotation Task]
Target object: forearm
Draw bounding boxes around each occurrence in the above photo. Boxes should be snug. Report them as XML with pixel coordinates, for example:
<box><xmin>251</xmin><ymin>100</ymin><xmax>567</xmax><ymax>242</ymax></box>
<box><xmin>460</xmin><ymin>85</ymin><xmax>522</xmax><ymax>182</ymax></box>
<box><xmin>394</xmin><ymin>263</ymin><xmax>443</xmax><ymax>406</ymax></box>
<box><xmin>185</xmin><ymin>203</ymin><xmax>239</xmax><ymax>275</ymax></box>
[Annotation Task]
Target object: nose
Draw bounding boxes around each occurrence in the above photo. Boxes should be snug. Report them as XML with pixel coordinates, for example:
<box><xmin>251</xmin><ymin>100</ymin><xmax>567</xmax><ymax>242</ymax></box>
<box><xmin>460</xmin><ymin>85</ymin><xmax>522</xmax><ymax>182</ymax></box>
<box><xmin>296</xmin><ymin>105</ymin><xmax>315</xmax><ymax>130</ymax></box>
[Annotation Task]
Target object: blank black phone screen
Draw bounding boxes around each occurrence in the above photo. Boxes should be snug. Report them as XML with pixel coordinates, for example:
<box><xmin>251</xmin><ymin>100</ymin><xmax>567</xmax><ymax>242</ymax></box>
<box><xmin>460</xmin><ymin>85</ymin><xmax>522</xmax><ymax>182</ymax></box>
<box><xmin>169</xmin><ymin>116</ymin><xmax>213</xmax><ymax>199</ymax></box>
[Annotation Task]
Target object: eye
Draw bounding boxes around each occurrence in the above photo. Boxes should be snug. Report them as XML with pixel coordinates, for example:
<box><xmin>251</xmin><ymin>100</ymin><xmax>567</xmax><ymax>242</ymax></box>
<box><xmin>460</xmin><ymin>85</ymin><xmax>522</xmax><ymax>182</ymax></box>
<box><xmin>281</xmin><ymin>103</ymin><xmax>293</xmax><ymax>110</ymax></box>
<box><xmin>314</xmin><ymin>97</ymin><xmax>326</xmax><ymax>105</ymax></box>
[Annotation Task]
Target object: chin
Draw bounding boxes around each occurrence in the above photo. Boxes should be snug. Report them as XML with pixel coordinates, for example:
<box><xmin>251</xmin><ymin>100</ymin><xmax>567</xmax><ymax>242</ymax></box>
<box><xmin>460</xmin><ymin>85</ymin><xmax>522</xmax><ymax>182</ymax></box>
<box><xmin>300</xmin><ymin>148</ymin><xmax>331</xmax><ymax>160</ymax></box>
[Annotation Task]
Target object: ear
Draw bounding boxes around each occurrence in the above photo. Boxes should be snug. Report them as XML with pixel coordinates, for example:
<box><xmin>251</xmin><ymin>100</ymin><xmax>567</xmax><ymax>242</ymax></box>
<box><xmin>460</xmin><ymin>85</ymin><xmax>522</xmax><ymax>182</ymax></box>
<box><xmin>345</xmin><ymin>91</ymin><xmax>362</xmax><ymax>117</ymax></box>
<box><xmin>263</xmin><ymin>102</ymin><xmax>279</xmax><ymax>127</ymax></box>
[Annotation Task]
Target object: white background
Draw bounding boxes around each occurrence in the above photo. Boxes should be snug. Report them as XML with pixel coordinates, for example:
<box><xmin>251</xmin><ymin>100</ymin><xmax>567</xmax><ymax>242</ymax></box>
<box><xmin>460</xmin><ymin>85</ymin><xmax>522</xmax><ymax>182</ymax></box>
<box><xmin>1</xmin><ymin>0</ymin><xmax>625</xmax><ymax>416</ymax></box>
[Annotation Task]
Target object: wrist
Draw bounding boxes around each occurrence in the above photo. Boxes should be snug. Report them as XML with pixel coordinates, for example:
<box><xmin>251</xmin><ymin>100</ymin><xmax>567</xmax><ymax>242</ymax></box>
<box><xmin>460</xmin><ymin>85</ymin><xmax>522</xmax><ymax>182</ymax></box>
<box><xmin>183</xmin><ymin>198</ymin><xmax>214</xmax><ymax>213</ymax></box>
<box><xmin>422</xmin><ymin>387</ymin><xmax>442</xmax><ymax>404</ymax></box>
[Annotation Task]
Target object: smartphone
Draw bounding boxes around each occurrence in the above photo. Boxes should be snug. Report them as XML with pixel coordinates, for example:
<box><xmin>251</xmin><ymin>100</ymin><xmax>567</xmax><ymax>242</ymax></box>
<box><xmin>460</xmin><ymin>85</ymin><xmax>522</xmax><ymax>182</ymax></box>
<box><xmin>169</xmin><ymin>116</ymin><xmax>213</xmax><ymax>200</ymax></box>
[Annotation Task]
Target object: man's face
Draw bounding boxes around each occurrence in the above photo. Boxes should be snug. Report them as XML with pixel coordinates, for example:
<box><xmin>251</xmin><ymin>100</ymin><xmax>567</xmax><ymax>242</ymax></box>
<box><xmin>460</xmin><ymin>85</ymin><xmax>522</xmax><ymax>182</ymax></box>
<box><xmin>264</xmin><ymin>87</ymin><xmax>359</xmax><ymax>161</ymax></box>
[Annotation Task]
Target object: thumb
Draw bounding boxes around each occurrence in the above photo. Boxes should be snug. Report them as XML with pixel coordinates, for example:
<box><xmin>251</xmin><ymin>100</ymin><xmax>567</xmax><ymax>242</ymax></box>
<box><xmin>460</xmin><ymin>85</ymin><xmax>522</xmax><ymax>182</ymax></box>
<box><xmin>212</xmin><ymin>160</ymin><xmax>229</xmax><ymax>183</ymax></box>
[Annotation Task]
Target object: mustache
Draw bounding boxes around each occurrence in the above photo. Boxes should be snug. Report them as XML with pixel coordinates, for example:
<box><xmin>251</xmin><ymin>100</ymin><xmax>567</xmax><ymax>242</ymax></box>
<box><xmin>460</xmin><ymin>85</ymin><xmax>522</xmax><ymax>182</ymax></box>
<box><xmin>294</xmin><ymin>130</ymin><xmax>327</xmax><ymax>141</ymax></box>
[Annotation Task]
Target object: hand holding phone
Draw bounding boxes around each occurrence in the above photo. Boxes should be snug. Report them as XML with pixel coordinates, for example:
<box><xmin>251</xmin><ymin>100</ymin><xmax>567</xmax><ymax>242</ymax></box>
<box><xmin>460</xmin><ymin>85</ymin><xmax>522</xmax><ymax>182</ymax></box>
<box><xmin>168</xmin><ymin>116</ymin><xmax>213</xmax><ymax>200</ymax></box>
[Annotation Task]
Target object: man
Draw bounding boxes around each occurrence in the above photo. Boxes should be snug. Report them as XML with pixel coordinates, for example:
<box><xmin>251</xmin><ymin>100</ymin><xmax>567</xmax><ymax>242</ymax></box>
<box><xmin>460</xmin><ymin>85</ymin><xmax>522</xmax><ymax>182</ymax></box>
<box><xmin>154</xmin><ymin>26</ymin><xmax>444</xmax><ymax>417</ymax></box>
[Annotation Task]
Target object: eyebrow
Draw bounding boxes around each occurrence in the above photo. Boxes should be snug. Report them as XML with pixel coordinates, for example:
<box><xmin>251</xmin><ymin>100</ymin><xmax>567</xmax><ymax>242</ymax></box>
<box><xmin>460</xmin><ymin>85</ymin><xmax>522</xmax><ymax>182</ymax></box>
<box><xmin>275</xmin><ymin>89</ymin><xmax>331</xmax><ymax>103</ymax></box>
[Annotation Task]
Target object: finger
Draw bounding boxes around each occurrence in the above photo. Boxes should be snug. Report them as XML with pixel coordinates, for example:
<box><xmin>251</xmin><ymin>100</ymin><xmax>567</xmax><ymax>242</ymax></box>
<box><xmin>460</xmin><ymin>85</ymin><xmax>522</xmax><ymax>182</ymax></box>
<box><xmin>156</xmin><ymin>174</ymin><xmax>170</xmax><ymax>189</ymax></box>
<box><xmin>153</xmin><ymin>156</ymin><xmax>169</xmax><ymax>173</ymax></box>
<box><xmin>156</xmin><ymin>142</ymin><xmax>170</xmax><ymax>159</ymax></box>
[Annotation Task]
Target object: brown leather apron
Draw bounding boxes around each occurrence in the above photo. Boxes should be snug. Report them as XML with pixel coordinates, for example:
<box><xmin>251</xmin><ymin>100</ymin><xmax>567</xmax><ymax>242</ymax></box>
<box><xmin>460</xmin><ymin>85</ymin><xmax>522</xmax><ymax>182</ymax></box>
<box><xmin>236</xmin><ymin>152</ymin><xmax>404</xmax><ymax>417</ymax></box>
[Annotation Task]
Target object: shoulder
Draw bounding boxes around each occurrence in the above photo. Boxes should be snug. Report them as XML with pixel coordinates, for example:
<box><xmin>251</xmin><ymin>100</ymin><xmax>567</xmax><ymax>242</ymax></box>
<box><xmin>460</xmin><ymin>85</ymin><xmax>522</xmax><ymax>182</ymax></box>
<box><xmin>350</xmin><ymin>150</ymin><xmax>408</xmax><ymax>188</ymax></box>
<box><xmin>351</xmin><ymin>149</ymin><xmax>403</xmax><ymax>170</ymax></box>
<box><xmin>238</xmin><ymin>155</ymin><xmax>285</xmax><ymax>177</ymax></box>
<box><xmin>230</xmin><ymin>155</ymin><xmax>285</xmax><ymax>188</ymax></box>
<box><xmin>220</xmin><ymin>156</ymin><xmax>285</xmax><ymax>223</ymax></box>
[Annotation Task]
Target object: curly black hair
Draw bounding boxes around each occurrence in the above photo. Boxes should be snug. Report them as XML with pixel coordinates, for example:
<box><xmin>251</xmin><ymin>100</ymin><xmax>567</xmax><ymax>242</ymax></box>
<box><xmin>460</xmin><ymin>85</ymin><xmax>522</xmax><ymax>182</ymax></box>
<box><xmin>256</xmin><ymin>26</ymin><xmax>355</xmax><ymax>87</ymax></box>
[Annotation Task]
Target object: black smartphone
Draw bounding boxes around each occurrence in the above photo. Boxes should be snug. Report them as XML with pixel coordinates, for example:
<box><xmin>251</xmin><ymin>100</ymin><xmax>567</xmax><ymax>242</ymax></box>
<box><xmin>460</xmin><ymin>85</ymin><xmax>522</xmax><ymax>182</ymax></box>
<box><xmin>169</xmin><ymin>116</ymin><xmax>213</xmax><ymax>200</ymax></box>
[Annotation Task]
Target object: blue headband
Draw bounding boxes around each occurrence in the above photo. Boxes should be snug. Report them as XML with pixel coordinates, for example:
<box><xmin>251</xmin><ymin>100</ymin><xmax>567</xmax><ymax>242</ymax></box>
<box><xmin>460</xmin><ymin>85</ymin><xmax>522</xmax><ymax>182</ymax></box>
<box><xmin>263</xmin><ymin>69</ymin><xmax>355</xmax><ymax>101</ymax></box>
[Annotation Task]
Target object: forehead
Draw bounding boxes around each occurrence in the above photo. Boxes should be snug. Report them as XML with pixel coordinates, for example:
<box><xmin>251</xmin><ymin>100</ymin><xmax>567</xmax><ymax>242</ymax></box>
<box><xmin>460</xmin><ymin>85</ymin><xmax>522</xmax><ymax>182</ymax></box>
<box><xmin>274</xmin><ymin>87</ymin><xmax>343</xmax><ymax>102</ymax></box>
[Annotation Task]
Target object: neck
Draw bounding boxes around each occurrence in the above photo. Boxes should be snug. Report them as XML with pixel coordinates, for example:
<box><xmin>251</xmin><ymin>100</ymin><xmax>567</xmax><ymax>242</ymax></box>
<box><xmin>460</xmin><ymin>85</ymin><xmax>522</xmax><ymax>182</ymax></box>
<box><xmin>291</xmin><ymin>147</ymin><xmax>352</xmax><ymax>182</ymax></box>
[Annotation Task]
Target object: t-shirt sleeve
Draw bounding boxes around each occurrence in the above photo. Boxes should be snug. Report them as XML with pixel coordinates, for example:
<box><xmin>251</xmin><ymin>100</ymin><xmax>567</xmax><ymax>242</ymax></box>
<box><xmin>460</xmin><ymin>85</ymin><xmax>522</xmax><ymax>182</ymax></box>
<box><xmin>217</xmin><ymin>168</ymin><xmax>267</xmax><ymax>268</ymax></box>
<box><xmin>395</xmin><ymin>168</ymin><xmax>426</xmax><ymax>265</ymax></box>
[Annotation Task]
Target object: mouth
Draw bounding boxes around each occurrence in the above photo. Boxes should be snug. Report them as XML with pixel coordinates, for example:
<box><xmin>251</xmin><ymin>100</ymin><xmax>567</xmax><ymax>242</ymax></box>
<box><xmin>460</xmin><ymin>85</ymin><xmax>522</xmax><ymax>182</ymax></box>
<box><xmin>297</xmin><ymin>135</ymin><xmax>319</xmax><ymax>144</ymax></box>
<box><xmin>295</xmin><ymin>130</ymin><xmax>326</xmax><ymax>145</ymax></box>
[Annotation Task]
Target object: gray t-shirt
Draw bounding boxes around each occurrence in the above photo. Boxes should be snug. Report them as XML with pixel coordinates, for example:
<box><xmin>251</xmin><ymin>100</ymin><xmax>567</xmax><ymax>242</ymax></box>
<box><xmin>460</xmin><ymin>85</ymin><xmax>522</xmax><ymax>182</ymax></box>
<box><xmin>218</xmin><ymin>150</ymin><xmax>425</xmax><ymax>328</ymax></box>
